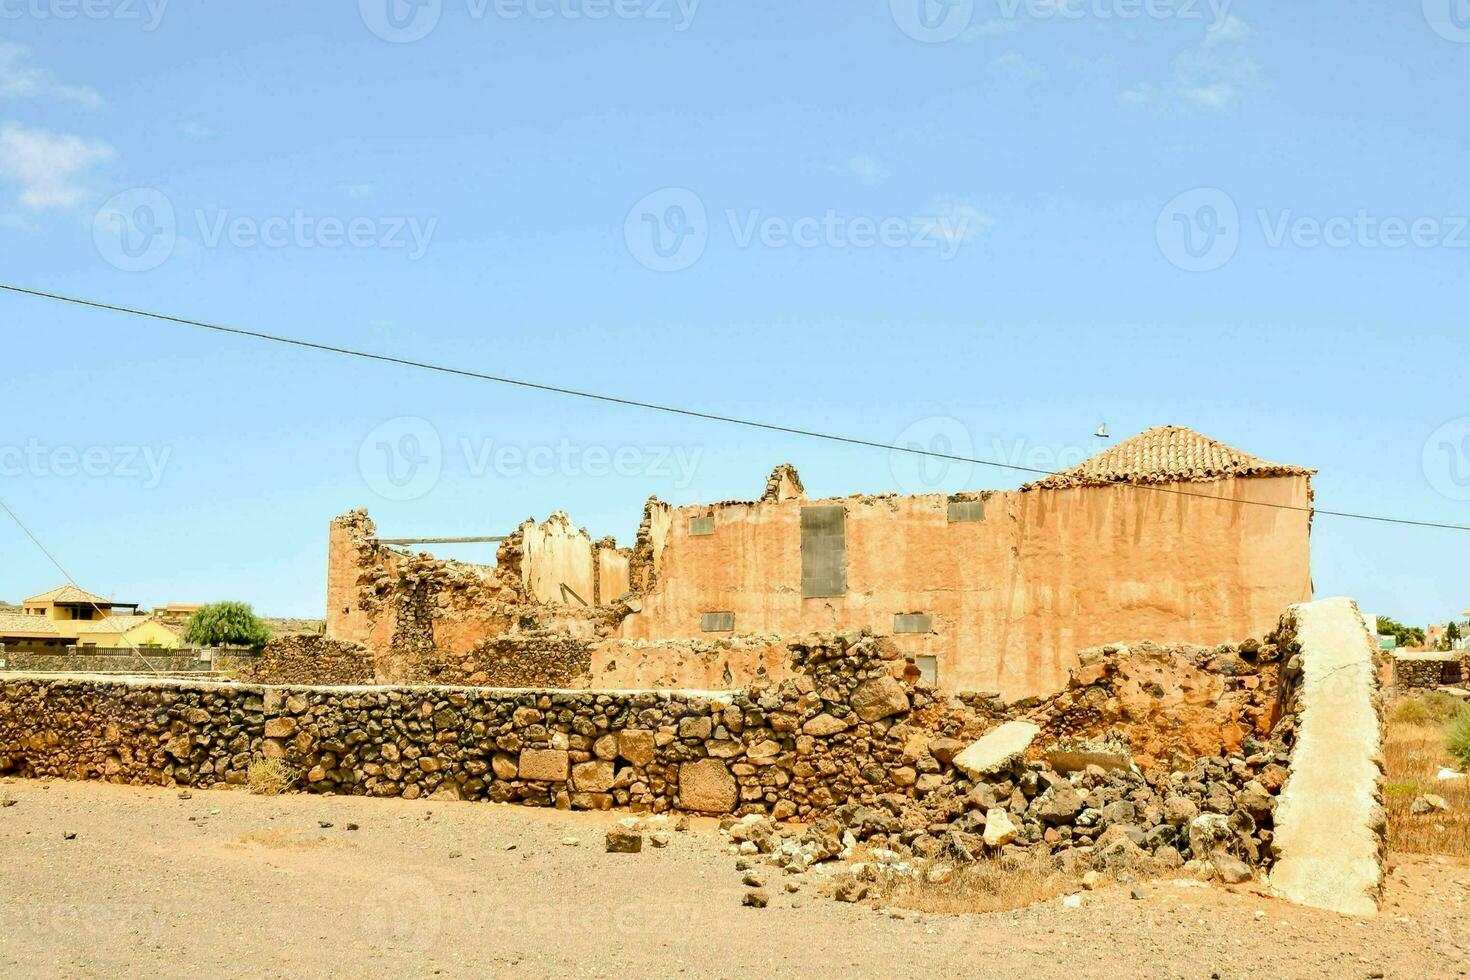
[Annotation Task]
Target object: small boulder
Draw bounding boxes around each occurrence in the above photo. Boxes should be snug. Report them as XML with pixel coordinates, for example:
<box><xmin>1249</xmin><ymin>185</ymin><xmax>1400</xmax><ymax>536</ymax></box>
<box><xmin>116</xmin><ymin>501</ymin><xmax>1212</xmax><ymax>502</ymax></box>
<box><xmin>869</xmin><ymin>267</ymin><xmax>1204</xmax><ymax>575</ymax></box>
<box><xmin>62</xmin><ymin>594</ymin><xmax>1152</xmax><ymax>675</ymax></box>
<box><xmin>605</xmin><ymin>826</ymin><xmax>643</xmax><ymax>853</ymax></box>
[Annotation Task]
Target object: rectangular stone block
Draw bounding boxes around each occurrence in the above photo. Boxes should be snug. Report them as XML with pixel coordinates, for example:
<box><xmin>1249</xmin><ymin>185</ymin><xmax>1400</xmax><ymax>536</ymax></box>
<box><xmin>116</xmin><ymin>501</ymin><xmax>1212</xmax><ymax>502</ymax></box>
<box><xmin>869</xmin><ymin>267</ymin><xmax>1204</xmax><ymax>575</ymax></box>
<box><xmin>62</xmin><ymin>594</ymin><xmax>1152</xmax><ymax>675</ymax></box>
<box><xmin>518</xmin><ymin>748</ymin><xmax>569</xmax><ymax>782</ymax></box>
<box><xmin>572</xmin><ymin>759</ymin><xmax>615</xmax><ymax>793</ymax></box>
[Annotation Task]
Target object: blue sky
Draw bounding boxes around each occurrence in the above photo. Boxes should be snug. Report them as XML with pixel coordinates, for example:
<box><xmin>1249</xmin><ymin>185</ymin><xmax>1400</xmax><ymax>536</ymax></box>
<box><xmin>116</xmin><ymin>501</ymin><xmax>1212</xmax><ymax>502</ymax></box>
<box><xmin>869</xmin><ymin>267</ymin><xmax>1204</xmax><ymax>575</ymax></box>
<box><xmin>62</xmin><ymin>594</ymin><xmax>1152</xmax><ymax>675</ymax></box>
<box><xmin>1</xmin><ymin>0</ymin><xmax>1467</xmax><ymax>624</ymax></box>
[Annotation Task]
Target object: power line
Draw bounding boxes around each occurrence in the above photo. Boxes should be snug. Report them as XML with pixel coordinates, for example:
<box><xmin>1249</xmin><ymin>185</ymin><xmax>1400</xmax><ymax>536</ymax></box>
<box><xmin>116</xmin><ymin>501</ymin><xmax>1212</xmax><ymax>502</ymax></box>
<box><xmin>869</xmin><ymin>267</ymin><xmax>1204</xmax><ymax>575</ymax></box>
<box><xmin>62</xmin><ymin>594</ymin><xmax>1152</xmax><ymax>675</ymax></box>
<box><xmin>3</xmin><ymin>281</ymin><xmax>1468</xmax><ymax>533</ymax></box>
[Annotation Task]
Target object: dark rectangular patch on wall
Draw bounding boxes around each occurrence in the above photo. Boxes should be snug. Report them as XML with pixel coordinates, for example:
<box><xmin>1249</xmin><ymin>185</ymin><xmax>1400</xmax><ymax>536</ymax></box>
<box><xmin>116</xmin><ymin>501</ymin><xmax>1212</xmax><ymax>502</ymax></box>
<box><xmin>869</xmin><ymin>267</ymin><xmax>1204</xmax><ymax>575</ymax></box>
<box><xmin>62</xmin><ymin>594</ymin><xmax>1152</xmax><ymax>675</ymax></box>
<box><xmin>700</xmin><ymin>611</ymin><xmax>735</xmax><ymax>632</ymax></box>
<box><xmin>800</xmin><ymin>504</ymin><xmax>847</xmax><ymax>598</ymax></box>
<box><xmin>893</xmin><ymin>613</ymin><xmax>933</xmax><ymax>634</ymax></box>
<box><xmin>946</xmin><ymin>496</ymin><xmax>985</xmax><ymax>523</ymax></box>
<box><xmin>688</xmin><ymin>515</ymin><xmax>715</xmax><ymax>536</ymax></box>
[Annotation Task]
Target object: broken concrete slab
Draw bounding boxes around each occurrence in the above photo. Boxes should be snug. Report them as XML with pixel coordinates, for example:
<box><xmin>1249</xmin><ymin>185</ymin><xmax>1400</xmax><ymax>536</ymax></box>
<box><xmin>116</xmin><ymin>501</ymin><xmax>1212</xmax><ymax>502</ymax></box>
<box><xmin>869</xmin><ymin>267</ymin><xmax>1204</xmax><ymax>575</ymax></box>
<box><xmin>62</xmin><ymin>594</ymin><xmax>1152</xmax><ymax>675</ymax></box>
<box><xmin>1267</xmin><ymin>597</ymin><xmax>1385</xmax><ymax>918</ymax></box>
<box><xmin>952</xmin><ymin>721</ymin><xmax>1040</xmax><ymax>780</ymax></box>
<box><xmin>1044</xmin><ymin>735</ymin><xmax>1134</xmax><ymax>774</ymax></box>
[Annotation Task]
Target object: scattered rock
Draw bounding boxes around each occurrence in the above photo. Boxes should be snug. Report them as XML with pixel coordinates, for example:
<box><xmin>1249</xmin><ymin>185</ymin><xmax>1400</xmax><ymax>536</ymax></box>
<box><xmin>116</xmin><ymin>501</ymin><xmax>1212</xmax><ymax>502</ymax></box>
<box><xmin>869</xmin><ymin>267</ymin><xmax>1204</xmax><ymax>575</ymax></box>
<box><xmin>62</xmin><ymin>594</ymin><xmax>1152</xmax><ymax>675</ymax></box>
<box><xmin>606</xmin><ymin>826</ymin><xmax>643</xmax><ymax>853</ymax></box>
<box><xmin>1411</xmin><ymin>794</ymin><xmax>1451</xmax><ymax>815</ymax></box>
<box><xmin>742</xmin><ymin>890</ymin><xmax>770</xmax><ymax>909</ymax></box>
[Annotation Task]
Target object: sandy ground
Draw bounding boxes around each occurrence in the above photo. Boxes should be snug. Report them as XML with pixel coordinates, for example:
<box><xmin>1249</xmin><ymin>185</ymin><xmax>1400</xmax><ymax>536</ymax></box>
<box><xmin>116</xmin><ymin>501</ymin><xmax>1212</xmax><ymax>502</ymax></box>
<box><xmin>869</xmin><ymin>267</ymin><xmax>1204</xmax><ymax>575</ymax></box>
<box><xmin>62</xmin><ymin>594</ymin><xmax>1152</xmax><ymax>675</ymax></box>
<box><xmin>1</xmin><ymin>779</ymin><xmax>1467</xmax><ymax>979</ymax></box>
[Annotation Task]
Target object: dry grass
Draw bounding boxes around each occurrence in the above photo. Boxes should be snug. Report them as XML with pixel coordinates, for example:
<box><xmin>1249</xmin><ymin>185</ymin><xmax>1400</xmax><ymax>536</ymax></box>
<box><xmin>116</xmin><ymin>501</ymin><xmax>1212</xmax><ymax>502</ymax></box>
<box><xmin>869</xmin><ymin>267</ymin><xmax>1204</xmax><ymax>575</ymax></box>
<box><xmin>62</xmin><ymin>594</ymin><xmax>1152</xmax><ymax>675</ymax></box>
<box><xmin>247</xmin><ymin>758</ymin><xmax>298</xmax><ymax>796</ymax></box>
<box><xmin>874</xmin><ymin>853</ymin><xmax>1080</xmax><ymax>915</ymax></box>
<box><xmin>1384</xmin><ymin>696</ymin><xmax>1470</xmax><ymax>857</ymax></box>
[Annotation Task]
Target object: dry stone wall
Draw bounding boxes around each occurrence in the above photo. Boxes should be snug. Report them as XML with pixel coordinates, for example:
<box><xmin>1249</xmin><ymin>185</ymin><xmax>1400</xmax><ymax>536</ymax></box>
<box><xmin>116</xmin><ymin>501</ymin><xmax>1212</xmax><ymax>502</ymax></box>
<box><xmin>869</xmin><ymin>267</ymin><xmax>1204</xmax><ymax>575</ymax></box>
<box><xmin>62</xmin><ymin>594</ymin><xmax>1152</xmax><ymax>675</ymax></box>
<box><xmin>242</xmin><ymin>635</ymin><xmax>375</xmax><ymax>687</ymax></box>
<box><xmin>0</xmin><ymin>634</ymin><xmax>950</xmax><ymax>819</ymax></box>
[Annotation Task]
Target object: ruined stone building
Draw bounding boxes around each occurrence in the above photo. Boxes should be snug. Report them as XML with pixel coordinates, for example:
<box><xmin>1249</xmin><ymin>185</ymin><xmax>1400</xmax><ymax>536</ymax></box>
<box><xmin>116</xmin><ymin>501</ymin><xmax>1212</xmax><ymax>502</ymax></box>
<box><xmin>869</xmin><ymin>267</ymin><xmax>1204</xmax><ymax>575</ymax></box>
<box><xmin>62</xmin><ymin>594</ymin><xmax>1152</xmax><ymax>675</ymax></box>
<box><xmin>326</xmin><ymin>425</ymin><xmax>1314</xmax><ymax>699</ymax></box>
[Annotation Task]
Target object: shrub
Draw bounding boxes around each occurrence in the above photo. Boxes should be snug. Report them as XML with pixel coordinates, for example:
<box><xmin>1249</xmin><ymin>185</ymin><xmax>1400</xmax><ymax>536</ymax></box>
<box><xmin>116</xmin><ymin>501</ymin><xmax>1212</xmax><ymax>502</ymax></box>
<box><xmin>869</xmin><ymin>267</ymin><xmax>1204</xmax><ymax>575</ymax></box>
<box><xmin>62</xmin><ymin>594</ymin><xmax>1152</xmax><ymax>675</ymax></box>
<box><xmin>247</xmin><ymin>758</ymin><xmax>298</xmax><ymax>796</ymax></box>
<box><xmin>1447</xmin><ymin>707</ymin><xmax>1470</xmax><ymax>769</ymax></box>
<box><xmin>1392</xmin><ymin>692</ymin><xmax>1465</xmax><ymax>726</ymax></box>
<box><xmin>184</xmin><ymin>601</ymin><xmax>271</xmax><ymax>649</ymax></box>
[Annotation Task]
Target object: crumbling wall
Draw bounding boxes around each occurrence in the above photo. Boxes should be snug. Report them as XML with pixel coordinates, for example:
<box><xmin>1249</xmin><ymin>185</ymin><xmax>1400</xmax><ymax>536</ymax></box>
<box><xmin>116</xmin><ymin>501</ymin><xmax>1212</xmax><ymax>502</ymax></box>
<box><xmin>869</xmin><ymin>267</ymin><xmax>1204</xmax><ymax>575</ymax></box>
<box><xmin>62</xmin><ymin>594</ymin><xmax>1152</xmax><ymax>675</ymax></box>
<box><xmin>619</xmin><ymin>474</ymin><xmax>1313</xmax><ymax>700</ymax></box>
<box><xmin>519</xmin><ymin>512</ymin><xmax>595</xmax><ymax>606</ymax></box>
<box><xmin>587</xmin><ymin>635</ymin><xmax>801</xmax><ymax>690</ymax></box>
<box><xmin>242</xmin><ymin>634</ymin><xmax>375</xmax><ymax>687</ymax></box>
<box><xmin>325</xmin><ymin>510</ymin><xmax>617</xmax><ymax>684</ymax></box>
<box><xmin>1026</xmin><ymin>638</ymin><xmax>1282</xmax><ymax>772</ymax></box>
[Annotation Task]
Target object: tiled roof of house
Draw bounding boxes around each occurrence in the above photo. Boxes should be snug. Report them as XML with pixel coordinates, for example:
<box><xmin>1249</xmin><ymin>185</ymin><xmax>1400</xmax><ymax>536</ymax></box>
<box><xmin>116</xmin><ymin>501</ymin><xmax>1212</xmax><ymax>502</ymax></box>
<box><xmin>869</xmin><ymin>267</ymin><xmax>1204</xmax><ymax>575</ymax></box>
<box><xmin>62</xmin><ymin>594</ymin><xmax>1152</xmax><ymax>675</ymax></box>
<box><xmin>0</xmin><ymin>611</ymin><xmax>62</xmax><ymax>636</ymax></box>
<box><xmin>1023</xmin><ymin>425</ymin><xmax>1312</xmax><ymax>491</ymax></box>
<box><xmin>74</xmin><ymin>614</ymin><xmax>158</xmax><ymax>635</ymax></box>
<box><xmin>22</xmin><ymin>584</ymin><xmax>113</xmax><ymax>606</ymax></box>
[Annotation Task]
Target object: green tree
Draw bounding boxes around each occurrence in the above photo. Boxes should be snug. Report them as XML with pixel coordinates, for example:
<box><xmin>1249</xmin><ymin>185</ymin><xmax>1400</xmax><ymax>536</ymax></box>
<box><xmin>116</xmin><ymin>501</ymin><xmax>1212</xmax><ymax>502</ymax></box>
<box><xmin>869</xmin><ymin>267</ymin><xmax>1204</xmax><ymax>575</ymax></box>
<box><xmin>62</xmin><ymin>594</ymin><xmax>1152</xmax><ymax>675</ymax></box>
<box><xmin>1375</xmin><ymin>616</ymin><xmax>1425</xmax><ymax>649</ymax></box>
<box><xmin>184</xmin><ymin>601</ymin><xmax>271</xmax><ymax>649</ymax></box>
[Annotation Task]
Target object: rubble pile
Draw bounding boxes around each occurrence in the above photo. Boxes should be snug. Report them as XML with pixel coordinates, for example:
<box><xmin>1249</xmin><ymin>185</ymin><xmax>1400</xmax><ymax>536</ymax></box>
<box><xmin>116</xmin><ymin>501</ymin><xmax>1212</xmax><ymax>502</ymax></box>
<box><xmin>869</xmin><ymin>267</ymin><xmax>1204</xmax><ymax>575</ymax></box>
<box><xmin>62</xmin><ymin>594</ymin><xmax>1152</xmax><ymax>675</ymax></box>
<box><xmin>1024</xmin><ymin>638</ymin><xmax>1283</xmax><ymax>772</ymax></box>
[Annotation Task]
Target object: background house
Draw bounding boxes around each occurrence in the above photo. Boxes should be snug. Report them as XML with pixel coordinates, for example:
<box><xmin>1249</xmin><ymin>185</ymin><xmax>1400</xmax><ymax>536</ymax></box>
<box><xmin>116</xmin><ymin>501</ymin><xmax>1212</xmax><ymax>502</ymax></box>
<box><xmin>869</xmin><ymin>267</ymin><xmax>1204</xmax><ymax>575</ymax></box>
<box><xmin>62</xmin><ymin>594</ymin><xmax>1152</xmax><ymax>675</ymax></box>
<box><xmin>0</xmin><ymin>586</ymin><xmax>184</xmax><ymax>654</ymax></box>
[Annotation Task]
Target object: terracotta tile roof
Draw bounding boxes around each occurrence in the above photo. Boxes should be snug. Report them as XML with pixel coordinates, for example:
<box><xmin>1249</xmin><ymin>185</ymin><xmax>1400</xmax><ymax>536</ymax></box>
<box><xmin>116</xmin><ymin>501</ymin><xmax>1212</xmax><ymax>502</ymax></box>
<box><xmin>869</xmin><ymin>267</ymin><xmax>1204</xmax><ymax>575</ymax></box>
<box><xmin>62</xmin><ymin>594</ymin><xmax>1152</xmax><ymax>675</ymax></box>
<box><xmin>0</xmin><ymin>611</ymin><xmax>62</xmax><ymax>636</ymax></box>
<box><xmin>1023</xmin><ymin>425</ymin><xmax>1312</xmax><ymax>491</ymax></box>
<box><xmin>74</xmin><ymin>614</ymin><xmax>157</xmax><ymax>635</ymax></box>
<box><xmin>22</xmin><ymin>584</ymin><xmax>113</xmax><ymax>606</ymax></box>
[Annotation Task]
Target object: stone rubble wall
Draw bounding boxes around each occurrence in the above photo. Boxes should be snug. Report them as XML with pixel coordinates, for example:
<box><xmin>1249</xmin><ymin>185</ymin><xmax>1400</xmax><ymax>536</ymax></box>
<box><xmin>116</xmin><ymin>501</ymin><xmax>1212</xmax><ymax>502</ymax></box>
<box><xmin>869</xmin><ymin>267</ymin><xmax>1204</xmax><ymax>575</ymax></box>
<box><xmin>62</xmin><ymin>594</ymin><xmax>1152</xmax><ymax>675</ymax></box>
<box><xmin>240</xmin><ymin>634</ymin><xmax>376</xmax><ymax>687</ymax></box>
<box><xmin>0</xmin><ymin>650</ymin><xmax>216</xmax><ymax>675</ymax></box>
<box><xmin>0</xmin><ymin>634</ymin><xmax>945</xmax><ymax>819</ymax></box>
<box><xmin>1390</xmin><ymin>653</ymin><xmax>1463</xmax><ymax>690</ymax></box>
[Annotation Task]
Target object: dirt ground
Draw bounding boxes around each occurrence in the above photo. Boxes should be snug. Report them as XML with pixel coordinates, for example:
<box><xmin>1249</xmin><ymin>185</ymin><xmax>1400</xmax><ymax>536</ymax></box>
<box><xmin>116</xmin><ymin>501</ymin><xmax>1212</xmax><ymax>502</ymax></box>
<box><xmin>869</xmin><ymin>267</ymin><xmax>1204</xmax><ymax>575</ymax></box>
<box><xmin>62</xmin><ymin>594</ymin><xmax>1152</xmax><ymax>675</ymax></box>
<box><xmin>0</xmin><ymin>779</ymin><xmax>1467</xmax><ymax>979</ymax></box>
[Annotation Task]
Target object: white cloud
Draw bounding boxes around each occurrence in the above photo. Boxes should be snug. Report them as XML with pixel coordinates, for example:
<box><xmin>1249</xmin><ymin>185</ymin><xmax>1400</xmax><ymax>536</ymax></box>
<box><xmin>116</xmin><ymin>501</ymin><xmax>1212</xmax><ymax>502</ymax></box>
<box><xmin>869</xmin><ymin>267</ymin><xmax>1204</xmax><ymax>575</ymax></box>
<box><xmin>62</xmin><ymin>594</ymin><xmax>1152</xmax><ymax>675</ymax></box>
<box><xmin>917</xmin><ymin>199</ymin><xmax>995</xmax><ymax>250</ymax></box>
<box><xmin>0</xmin><ymin>43</ymin><xmax>102</xmax><ymax>109</ymax></box>
<box><xmin>846</xmin><ymin>155</ymin><xmax>887</xmax><ymax>185</ymax></box>
<box><xmin>1119</xmin><ymin>17</ymin><xmax>1261</xmax><ymax>114</ymax></box>
<box><xmin>345</xmin><ymin>182</ymin><xmax>376</xmax><ymax>199</ymax></box>
<box><xmin>0</xmin><ymin>124</ymin><xmax>114</xmax><ymax>210</ymax></box>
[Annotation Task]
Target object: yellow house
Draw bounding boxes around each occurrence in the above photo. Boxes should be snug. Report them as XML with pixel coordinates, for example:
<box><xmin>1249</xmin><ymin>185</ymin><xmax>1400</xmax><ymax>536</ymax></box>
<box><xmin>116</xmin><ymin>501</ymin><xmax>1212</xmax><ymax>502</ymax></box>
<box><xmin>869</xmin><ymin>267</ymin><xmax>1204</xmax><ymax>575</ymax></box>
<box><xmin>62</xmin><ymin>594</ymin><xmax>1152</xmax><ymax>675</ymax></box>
<box><xmin>0</xmin><ymin>585</ymin><xmax>183</xmax><ymax>653</ymax></box>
